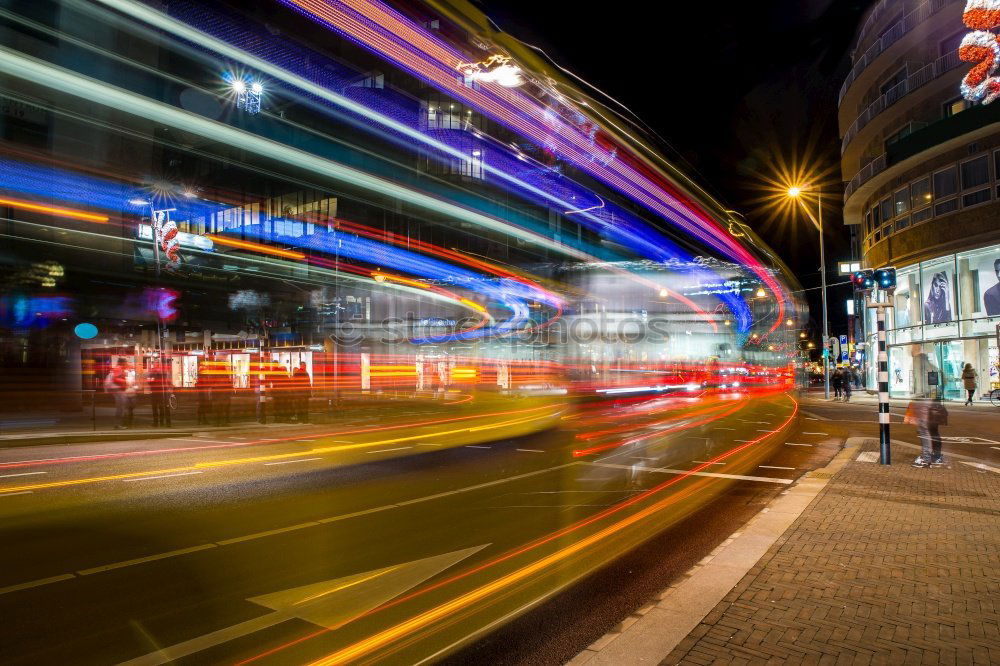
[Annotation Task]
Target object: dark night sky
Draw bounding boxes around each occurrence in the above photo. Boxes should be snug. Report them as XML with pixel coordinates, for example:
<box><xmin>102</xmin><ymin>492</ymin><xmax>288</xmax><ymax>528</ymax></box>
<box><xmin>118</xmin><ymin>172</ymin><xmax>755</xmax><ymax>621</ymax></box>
<box><xmin>480</xmin><ymin>0</ymin><xmax>877</xmax><ymax>337</ymax></box>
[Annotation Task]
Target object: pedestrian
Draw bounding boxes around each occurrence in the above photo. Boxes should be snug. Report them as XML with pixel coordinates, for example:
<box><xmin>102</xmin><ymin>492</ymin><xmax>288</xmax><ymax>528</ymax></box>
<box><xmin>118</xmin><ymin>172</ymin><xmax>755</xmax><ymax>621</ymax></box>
<box><xmin>292</xmin><ymin>361</ymin><xmax>311</xmax><ymax>423</ymax></box>
<box><xmin>962</xmin><ymin>363</ymin><xmax>978</xmax><ymax>405</ymax></box>
<box><xmin>832</xmin><ymin>366</ymin><xmax>843</xmax><ymax>399</ymax></box>
<box><xmin>843</xmin><ymin>371</ymin><xmax>853</xmax><ymax>402</ymax></box>
<box><xmin>905</xmin><ymin>398</ymin><xmax>948</xmax><ymax>467</ymax></box>
<box><xmin>195</xmin><ymin>362</ymin><xmax>211</xmax><ymax>425</ymax></box>
<box><xmin>148</xmin><ymin>358</ymin><xmax>172</xmax><ymax>427</ymax></box>
<box><xmin>212</xmin><ymin>364</ymin><xmax>234</xmax><ymax>426</ymax></box>
<box><xmin>105</xmin><ymin>358</ymin><xmax>131</xmax><ymax>429</ymax></box>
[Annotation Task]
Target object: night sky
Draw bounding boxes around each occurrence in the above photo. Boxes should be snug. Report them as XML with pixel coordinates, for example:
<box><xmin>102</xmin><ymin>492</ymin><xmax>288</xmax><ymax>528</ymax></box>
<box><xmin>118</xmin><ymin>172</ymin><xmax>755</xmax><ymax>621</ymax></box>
<box><xmin>482</xmin><ymin>0</ymin><xmax>877</xmax><ymax>338</ymax></box>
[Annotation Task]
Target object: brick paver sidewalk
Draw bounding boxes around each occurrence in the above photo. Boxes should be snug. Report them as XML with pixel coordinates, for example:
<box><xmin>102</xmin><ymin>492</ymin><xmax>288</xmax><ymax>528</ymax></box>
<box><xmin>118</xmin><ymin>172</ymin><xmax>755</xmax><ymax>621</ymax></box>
<box><xmin>663</xmin><ymin>441</ymin><xmax>1000</xmax><ymax>665</ymax></box>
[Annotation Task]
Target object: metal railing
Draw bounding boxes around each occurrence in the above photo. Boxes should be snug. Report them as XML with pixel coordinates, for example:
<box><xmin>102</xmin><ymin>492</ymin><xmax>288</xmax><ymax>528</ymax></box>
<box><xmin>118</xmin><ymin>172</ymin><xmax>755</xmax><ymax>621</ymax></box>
<box><xmin>841</xmin><ymin>49</ymin><xmax>962</xmax><ymax>153</ymax></box>
<box><xmin>838</xmin><ymin>0</ymin><xmax>959</xmax><ymax>105</ymax></box>
<box><xmin>845</xmin><ymin>153</ymin><xmax>888</xmax><ymax>203</ymax></box>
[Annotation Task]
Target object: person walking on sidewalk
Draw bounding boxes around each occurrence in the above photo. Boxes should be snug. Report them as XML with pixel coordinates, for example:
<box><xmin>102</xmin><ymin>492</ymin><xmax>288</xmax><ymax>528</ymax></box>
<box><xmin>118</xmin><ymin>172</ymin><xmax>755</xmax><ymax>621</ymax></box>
<box><xmin>905</xmin><ymin>398</ymin><xmax>948</xmax><ymax>467</ymax></box>
<box><xmin>105</xmin><ymin>358</ymin><xmax>132</xmax><ymax>429</ymax></box>
<box><xmin>832</xmin><ymin>366</ymin><xmax>843</xmax><ymax>400</ymax></box>
<box><xmin>962</xmin><ymin>363</ymin><xmax>978</xmax><ymax>405</ymax></box>
<box><xmin>148</xmin><ymin>359</ymin><xmax>172</xmax><ymax>428</ymax></box>
<box><xmin>842</xmin><ymin>371</ymin><xmax>853</xmax><ymax>402</ymax></box>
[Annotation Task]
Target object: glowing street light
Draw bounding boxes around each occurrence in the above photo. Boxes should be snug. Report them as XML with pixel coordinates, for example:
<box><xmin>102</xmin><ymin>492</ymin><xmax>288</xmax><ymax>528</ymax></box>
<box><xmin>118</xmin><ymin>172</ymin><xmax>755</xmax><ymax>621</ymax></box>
<box><xmin>227</xmin><ymin>74</ymin><xmax>262</xmax><ymax>114</ymax></box>
<box><xmin>786</xmin><ymin>183</ymin><xmax>830</xmax><ymax>400</ymax></box>
<box><xmin>755</xmin><ymin>287</ymin><xmax>766</xmax><ymax>299</ymax></box>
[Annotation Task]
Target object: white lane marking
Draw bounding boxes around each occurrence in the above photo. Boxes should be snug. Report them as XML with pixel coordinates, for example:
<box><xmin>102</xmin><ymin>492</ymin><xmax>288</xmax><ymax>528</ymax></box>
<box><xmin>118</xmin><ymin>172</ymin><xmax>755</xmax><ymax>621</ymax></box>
<box><xmin>0</xmin><ymin>574</ymin><xmax>75</xmax><ymax>595</ymax></box>
<box><xmin>713</xmin><ymin>427</ymin><xmax>736</xmax><ymax>431</ymax></box>
<box><xmin>856</xmin><ymin>451</ymin><xmax>880</xmax><ymax>463</ymax></box>
<box><xmin>263</xmin><ymin>458</ymin><xmax>323</xmax><ymax>466</ymax></box>
<box><xmin>960</xmin><ymin>461</ymin><xmax>1000</xmax><ymax>474</ymax></box>
<box><xmin>991</xmin><ymin>447</ymin><xmax>1000</xmax><ymax>452</ymax></box>
<box><xmin>416</xmin><ymin>443</ymin><xmax>441</xmax><ymax>447</ymax></box>
<box><xmin>785</xmin><ymin>443</ymin><xmax>814</xmax><ymax>447</ymax></box>
<box><xmin>78</xmin><ymin>544</ymin><xmax>216</xmax><ymax>575</ymax></box>
<box><xmin>755</xmin><ymin>429</ymin><xmax>774</xmax><ymax>433</ymax></box>
<box><xmin>365</xmin><ymin>447</ymin><xmax>412</xmax><ymax>454</ymax></box>
<box><xmin>0</xmin><ymin>490</ymin><xmax>32</xmax><ymax>497</ymax></box>
<box><xmin>759</xmin><ymin>465</ymin><xmax>795</xmax><ymax>470</ymax></box>
<box><xmin>465</xmin><ymin>445</ymin><xmax>491</xmax><ymax>449</ymax></box>
<box><xmin>0</xmin><ymin>471</ymin><xmax>47</xmax><ymax>478</ymax></box>
<box><xmin>517</xmin><ymin>448</ymin><xmax>544</xmax><ymax>453</ymax></box>
<box><xmin>631</xmin><ymin>457</ymin><xmax>656</xmax><ymax>461</ymax></box>
<box><xmin>691</xmin><ymin>461</ymin><xmax>725</xmax><ymax>465</ymax></box>
<box><xmin>216</xmin><ymin>522</ymin><xmax>320</xmax><ymax>546</ymax></box>
<box><xmin>587</xmin><ymin>461</ymin><xmax>793</xmax><ymax>485</ymax></box>
<box><xmin>123</xmin><ymin>471</ymin><xmax>203</xmax><ymax>482</ymax></box>
<box><xmin>0</xmin><ymin>462</ymin><xmax>581</xmax><ymax>597</ymax></box>
<box><xmin>734</xmin><ymin>439</ymin><xmax>753</xmax><ymax>443</ymax></box>
<box><xmin>190</xmin><ymin>439</ymin><xmax>236</xmax><ymax>444</ymax></box>
<box><xmin>802</xmin><ymin>432</ymin><xmax>828</xmax><ymax>435</ymax></box>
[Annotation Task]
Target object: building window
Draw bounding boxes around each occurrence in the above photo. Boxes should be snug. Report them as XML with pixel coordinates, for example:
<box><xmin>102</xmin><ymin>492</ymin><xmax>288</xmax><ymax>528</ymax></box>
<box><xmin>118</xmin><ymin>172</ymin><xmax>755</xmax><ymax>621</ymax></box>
<box><xmin>962</xmin><ymin>188</ymin><xmax>990</xmax><ymax>207</ymax></box>
<box><xmin>879</xmin><ymin>66</ymin><xmax>907</xmax><ymax>96</ymax></box>
<box><xmin>882</xmin><ymin>224</ymin><xmax>893</xmax><ymax>238</ymax></box>
<box><xmin>893</xmin><ymin>187</ymin><xmax>909</xmax><ymax>216</ymax></box>
<box><xmin>933</xmin><ymin>166</ymin><xmax>958</xmax><ymax>199</ymax></box>
<box><xmin>896</xmin><ymin>216</ymin><xmax>909</xmax><ymax>231</ymax></box>
<box><xmin>934</xmin><ymin>198</ymin><xmax>959</xmax><ymax>216</ymax></box>
<box><xmin>865</xmin><ymin>208</ymin><xmax>872</xmax><ymax>234</ymax></box>
<box><xmin>871</xmin><ymin>203</ymin><xmax>881</xmax><ymax>227</ymax></box>
<box><xmin>910</xmin><ymin>177</ymin><xmax>932</xmax><ymax>209</ymax></box>
<box><xmin>912</xmin><ymin>207</ymin><xmax>933</xmax><ymax>224</ymax></box>
<box><xmin>940</xmin><ymin>30</ymin><xmax>967</xmax><ymax>57</ymax></box>
<box><xmin>880</xmin><ymin>196</ymin><xmax>893</xmax><ymax>222</ymax></box>
<box><xmin>944</xmin><ymin>97</ymin><xmax>969</xmax><ymax>118</ymax></box>
<box><xmin>961</xmin><ymin>155</ymin><xmax>989</xmax><ymax>189</ymax></box>
<box><xmin>875</xmin><ymin>228</ymin><xmax>881</xmax><ymax>242</ymax></box>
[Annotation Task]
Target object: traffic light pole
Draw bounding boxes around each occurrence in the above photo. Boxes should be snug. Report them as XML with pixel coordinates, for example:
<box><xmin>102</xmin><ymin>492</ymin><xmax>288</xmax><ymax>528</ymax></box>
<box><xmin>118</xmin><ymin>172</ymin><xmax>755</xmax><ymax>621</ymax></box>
<box><xmin>866</xmin><ymin>294</ymin><xmax>894</xmax><ymax>465</ymax></box>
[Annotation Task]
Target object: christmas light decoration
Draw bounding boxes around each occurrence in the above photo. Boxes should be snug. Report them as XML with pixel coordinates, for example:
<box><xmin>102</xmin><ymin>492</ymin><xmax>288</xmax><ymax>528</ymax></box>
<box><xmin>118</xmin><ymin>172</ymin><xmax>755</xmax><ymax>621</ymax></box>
<box><xmin>960</xmin><ymin>0</ymin><xmax>1000</xmax><ymax>104</ymax></box>
<box><xmin>456</xmin><ymin>55</ymin><xmax>524</xmax><ymax>87</ymax></box>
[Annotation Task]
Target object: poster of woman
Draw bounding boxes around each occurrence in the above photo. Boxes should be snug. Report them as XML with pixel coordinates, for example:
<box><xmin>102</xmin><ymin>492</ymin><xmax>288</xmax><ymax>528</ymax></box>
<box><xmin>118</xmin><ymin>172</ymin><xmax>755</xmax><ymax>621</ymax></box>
<box><xmin>923</xmin><ymin>271</ymin><xmax>953</xmax><ymax>324</ymax></box>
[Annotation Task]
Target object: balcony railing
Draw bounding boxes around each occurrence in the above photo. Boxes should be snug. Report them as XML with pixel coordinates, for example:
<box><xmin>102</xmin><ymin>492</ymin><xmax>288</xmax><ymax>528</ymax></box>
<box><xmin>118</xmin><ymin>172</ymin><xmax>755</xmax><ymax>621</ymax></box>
<box><xmin>841</xmin><ymin>49</ymin><xmax>962</xmax><ymax>153</ymax></box>
<box><xmin>838</xmin><ymin>0</ymin><xmax>959</xmax><ymax>105</ymax></box>
<box><xmin>844</xmin><ymin>153</ymin><xmax>888</xmax><ymax>203</ymax></box>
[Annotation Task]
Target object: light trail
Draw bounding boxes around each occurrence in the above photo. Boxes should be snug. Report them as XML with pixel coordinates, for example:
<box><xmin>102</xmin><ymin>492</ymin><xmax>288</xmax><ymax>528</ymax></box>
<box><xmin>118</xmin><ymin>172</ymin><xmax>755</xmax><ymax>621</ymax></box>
<box><xmin>239</xmin><ymin>394</ymin><xmax>799</xmax><ymax>665</ymax></box>
<box><xmin>0</xmin><ymin>403</ymin><xmax>561</xmax><ymax>472</ymax></box>
<box><xmin>0</xmin><ymin>195</ymin><xmax>108</xmax><ymax>222</ymax></box>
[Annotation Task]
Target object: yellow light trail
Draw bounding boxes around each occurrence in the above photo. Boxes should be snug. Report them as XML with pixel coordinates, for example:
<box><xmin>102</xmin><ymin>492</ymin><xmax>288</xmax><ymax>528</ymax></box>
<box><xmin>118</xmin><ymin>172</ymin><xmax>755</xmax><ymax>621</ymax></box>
<box><xmin>0</xmin><ymin>407</ymin><xmax>562</xmax><ymax>495</ymax></box>
<box><xmin>307</xmin><ymin>395</ymin><xmax>798</xmax><ymax>666</ymax></box>
<box><xmin>205</xmin><ymin>234</ymin><xmax>306</xmax><ymax>260</ymax></box>
<box><xmin>0</xmin><ymin>196</ymin><xmax>109</xmax><ymax>222</ymax></box>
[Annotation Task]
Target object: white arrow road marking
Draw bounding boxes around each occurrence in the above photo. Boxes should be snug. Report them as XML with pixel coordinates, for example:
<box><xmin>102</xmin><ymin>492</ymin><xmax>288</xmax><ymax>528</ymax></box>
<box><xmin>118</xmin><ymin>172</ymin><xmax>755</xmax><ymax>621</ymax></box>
<box><xmin>118</xmin><ymin>545</ymin><xmax>489</xmax><ymax>666</ymax></box>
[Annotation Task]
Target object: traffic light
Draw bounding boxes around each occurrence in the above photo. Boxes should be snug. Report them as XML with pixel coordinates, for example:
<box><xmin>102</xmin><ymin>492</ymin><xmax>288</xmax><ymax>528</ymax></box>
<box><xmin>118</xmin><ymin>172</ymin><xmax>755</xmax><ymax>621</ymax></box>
<box><xmin>851</xmin><ymin>269</ymin><xmax>874</xmax><ymax>291</ymax></box>
<box><xmin>874</xmin><ymin>266</ymin><xmax>897</xmax><ymax>290</ymax></box>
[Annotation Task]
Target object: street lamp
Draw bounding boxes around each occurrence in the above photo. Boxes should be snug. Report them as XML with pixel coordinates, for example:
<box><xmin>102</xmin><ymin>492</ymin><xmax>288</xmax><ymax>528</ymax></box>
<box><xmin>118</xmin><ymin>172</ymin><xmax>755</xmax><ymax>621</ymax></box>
<box><xmin>787</xmin><ymin>184</ymin><xmax>830</xmax><ymax>400</ymax></box>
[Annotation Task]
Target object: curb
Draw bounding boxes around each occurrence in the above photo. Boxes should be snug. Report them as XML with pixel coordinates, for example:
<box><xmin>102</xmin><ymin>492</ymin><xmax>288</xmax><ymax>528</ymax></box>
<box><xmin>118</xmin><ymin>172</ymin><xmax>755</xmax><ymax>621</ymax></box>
<box><xmin>0</xmin><ymin>430</ymin><xmax>196</xmax><ymax>448</ymax></box>
<box><xmin>567</xmin><ymin>437</ymin><xmax>867</xmax><ymax>665</ymax></box>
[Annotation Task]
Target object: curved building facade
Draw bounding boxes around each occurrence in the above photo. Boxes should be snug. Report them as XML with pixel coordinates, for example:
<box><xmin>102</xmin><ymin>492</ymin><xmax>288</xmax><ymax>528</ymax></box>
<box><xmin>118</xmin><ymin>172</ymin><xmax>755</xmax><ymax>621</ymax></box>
<box><xmin>840</xmin><ymin>0</ymin><xmax>1000</xmax><ymax>401</ymax></box>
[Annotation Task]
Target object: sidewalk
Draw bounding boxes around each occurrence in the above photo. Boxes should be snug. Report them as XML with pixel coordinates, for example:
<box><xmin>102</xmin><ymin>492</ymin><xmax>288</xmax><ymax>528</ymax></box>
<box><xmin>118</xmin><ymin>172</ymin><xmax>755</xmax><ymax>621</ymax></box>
<box><xmin>571</xmin><ymin>438</ymin><xmax>1000</xmax><ymax>665</ymax></box>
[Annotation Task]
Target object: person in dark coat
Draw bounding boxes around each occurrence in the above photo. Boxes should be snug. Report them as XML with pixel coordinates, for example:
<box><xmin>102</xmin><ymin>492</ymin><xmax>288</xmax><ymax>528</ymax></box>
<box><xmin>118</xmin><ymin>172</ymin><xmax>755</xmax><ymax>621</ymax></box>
<box><xmin>905</xmin><ymin>399</ymin><xmax>948</xmax><ymax>467</ymax></box>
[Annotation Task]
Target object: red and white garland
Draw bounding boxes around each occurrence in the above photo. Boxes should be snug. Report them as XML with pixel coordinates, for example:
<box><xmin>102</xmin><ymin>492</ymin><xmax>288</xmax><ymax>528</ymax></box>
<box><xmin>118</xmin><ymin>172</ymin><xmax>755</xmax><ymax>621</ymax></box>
<box><xmin>960</xmin><ymin>0</ymin><xmax>1000</xmax><ymax>104</ymax></box>
<box><xmin>153</xmin><ymin>210</ymin><xmax>180</xmax><ymax>266</ymax></box>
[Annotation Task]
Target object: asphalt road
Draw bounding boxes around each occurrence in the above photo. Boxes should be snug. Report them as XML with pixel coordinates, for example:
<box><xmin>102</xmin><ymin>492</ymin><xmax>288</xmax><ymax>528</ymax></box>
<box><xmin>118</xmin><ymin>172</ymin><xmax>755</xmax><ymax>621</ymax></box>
<box><xmin>0</xmin><ymin>388</ymin><xmax>814</xmax><ymax>665</ymax></box>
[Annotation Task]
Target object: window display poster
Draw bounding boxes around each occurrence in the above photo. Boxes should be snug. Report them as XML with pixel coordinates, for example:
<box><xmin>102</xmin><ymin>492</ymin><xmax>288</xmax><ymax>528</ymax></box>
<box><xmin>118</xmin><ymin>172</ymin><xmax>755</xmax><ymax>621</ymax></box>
<box><xmin>978</xmin><ymin>254</ymin><xmax>1000</xmax><ymax>317</ymax></box>
<box><xmin>921</xmin><ymin>265</ymin><xmax>954</xmax><ymax>324</ymax></box>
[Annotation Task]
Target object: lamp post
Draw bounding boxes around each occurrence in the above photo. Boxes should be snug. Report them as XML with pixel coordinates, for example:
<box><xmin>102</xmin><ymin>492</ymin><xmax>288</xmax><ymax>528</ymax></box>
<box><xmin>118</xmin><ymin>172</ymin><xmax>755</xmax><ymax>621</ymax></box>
<box><xmin>788</xmin><ymin>186</ymin><xmax>830</xmax><ymax>400</ymax></box>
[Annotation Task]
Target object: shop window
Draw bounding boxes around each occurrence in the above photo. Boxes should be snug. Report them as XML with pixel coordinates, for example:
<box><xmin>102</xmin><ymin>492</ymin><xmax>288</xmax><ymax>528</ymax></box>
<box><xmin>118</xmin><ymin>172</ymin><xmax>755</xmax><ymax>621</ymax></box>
<box><xmin>880</xmin><ymin>196</ymin><xmax>893</xmax><ymax>222</ymax></box>
<box><xmin>933</xmin><ymin>166</ymin><xmax>958</xmax><ymax>199</ymax></box>
<box><xmin>963</xmin><ymin>188</ymin><xmax>991</xmax><ymax>207</ymax></box>
<box><xmin>910</xmin><ymin>177</ymin><xmax>932</xmax><ymax>209</ymax></box>
<box><xmin>934</xmin><ymin>198</ymin><xmax>959</xmax><ymax>216</ymax></box>
<box><xmin>912</xmin><ymin>207</ymin><xmax>933</xmax><ymax>224</ymax></box>
<box><xmin>961</xmin><ymin>155</ymin><xmax>989</xmax><ymax>190</ymax></box>
<box><xmin>893</xmin><ymin>187</ymin><xmax>909</xmax><ymax>216</ymax></box>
